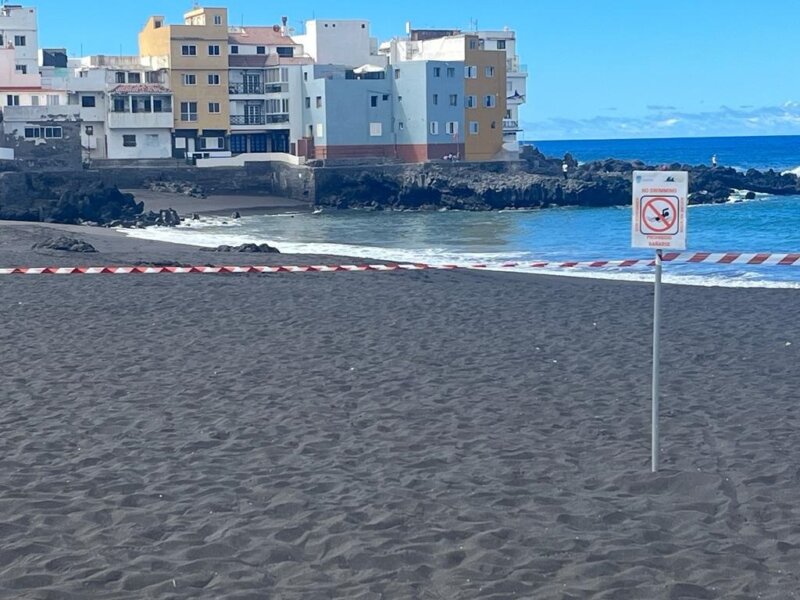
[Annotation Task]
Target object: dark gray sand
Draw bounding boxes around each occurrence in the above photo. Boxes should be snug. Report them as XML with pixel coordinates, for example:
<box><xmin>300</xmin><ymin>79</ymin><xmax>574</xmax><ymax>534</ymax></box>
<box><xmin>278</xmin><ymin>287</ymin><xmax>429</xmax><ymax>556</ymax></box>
<box><xmin>1</xmin><ymin>224</ymin><xmax>799</xmax><ymax>599</ymax></box>
<box><xmin>125</xmin><ymin>190</ymin><xmax>308</xmax><ymax>216</ymax></box>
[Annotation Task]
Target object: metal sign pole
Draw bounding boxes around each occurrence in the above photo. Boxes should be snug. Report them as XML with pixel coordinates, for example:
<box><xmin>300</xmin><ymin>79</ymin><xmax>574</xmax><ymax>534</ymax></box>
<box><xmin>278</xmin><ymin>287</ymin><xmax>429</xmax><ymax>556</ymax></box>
<box><xmin>651</xmin><ymin>248</ymin><xmax>663</xmax><ymax>472</ymax></box>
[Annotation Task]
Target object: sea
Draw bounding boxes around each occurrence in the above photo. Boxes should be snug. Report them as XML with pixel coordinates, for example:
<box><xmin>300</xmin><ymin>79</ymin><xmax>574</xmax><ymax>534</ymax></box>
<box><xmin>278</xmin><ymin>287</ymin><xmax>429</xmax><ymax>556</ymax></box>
<box><xmin>123</xmin><ymin>135</ymin><xmax>800</xmax><ymax>289</ymax></box>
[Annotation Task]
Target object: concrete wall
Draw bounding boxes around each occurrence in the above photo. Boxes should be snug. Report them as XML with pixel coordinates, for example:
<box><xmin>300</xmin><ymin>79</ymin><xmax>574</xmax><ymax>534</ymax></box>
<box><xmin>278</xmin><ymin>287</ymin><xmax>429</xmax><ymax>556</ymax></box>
<box><xmin>295</xmin><ymin>20</ymin><xmax>383</xmax><ymax>68</ymax></box>
<box><xmin>107</xmin><ymin>129</ymin><xmax>172</xmax><ymax>159</ymax></box>
<box><xmin>1</xmin><ymin>120</ymin><xmax>82</xmax><ymax>170</ymax></box>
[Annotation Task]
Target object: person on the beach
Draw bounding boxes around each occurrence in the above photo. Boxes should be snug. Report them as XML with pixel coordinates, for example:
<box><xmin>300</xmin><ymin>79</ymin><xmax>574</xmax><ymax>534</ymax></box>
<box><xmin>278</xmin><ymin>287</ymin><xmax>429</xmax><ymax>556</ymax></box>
<box><xmin>711</xmin><ymin>154</ymin><xmax>717</xmax><ymax>168</ymax></box>
<box><xmin>562</xmin><ymin>161</ymin><xmax>568</xmax><ymax>180</ymax></box>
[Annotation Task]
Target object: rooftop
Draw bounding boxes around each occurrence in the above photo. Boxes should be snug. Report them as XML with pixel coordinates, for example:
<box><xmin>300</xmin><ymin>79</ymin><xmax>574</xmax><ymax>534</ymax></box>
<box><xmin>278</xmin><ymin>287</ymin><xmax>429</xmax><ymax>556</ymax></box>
<box><xmin>228</xmin><ymin>26</ymin><xmax>295</xmax><ymax>46</ymax></box>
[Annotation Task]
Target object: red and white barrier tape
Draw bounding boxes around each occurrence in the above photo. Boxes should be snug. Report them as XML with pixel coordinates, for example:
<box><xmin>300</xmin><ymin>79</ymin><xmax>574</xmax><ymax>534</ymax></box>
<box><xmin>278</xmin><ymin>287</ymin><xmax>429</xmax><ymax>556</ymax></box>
<box><xmin>0</xmin><ymin>252</ymin><xmax>798</xmax><ymax>275</ymax></box>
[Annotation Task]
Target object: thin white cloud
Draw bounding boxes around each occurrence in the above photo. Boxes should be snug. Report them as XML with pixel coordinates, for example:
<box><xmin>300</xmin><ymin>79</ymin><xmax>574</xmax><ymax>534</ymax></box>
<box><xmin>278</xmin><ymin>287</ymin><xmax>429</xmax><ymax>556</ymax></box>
<box><xmin>523</xmin><ymin>102</ymin><xmax>800</xmax><ymax>139</ymax></box>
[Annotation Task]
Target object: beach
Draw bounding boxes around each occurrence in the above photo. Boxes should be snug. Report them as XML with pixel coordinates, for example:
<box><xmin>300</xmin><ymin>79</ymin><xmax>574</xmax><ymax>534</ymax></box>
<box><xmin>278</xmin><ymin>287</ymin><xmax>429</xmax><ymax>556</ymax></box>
<box><xmin>0</xmin><ymin>222</ymin><xmax>799</xmax><ymax>599</ymax></box>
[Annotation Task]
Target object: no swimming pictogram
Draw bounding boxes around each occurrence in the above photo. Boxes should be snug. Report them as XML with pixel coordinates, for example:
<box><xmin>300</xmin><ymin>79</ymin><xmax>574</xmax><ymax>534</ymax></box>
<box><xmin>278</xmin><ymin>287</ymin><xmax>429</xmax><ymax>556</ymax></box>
<box><xmin>641</xmin><ymin>196</ymin><xmax>679</xmax><ymax>235</ymax></box>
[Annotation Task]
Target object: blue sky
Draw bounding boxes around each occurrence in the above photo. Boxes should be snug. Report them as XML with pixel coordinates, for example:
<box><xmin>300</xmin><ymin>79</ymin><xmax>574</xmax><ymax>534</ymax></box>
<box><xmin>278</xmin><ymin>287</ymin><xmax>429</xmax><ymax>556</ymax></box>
<box><xmin>33</xmin><ymin>0</ymin><xmax>800</xmax><ymax>140</ymax></box>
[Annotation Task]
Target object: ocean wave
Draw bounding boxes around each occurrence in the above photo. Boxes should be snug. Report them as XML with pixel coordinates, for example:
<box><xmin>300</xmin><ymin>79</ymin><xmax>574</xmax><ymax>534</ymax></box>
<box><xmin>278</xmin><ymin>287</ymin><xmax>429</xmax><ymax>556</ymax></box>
<box><xmin>118</xmin><ymin>225</ymin><xmax>800</xmax><ymax>290</ymax></box>
<box><xmin>781</xmin><ymin>165</ymin><xmax>800</xmax><ymax>177</ymax></box>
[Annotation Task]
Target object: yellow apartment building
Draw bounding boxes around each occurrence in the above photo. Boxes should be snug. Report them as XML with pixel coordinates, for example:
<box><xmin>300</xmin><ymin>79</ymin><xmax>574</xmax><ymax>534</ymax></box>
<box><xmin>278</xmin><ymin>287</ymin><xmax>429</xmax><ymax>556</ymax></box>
<box><xmin>139</xmin><ymin>7</ymin><xmax>230</xmax><ymax>158</ymax></box>
<box><xmin>463</xmin><ymin>35</ymin><xmax>506</xmax><ymax>161</ymax></box>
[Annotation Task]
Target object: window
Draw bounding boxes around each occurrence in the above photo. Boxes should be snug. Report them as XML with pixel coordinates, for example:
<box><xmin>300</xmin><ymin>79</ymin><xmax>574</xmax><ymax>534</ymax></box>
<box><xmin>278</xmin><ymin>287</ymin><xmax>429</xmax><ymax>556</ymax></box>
<box><xmin>394</xmin><ymin>69</ymin><xmax>400</xmax><ymax>79</ymax></box>
<box><xmin>370</xmin><ymin>95</ymin><xmax>378</xmax><ymax>108</ymax></box>
<box><xmin>397</xmin><ymin>95</ymin><xmax>402</xmax><ymax>102</ymax></box>
<box><xmin>0</xmin><ymin>35</ymin><xmax>3</xmax><ymax>45</ymax></box>
<box><xmin>256</xmin><ymin>46</ymin><xmax>265</xmax><ymax>55</ymax></box>
<box><xmin>484</xmin><ymin>95</ymin><xmax>496</xmax><ymax>108</ymax></box>
<box><xmin>497</xmin><ymin>40</ymin><xmax>506</xmax><ymax>50</ymax></box>
<box><xmin>81</xmin><ymin>95</ymin><xmax>96</xmax><ymax>108</ymax></box>
<box><xmin>127</xmin><ymin>72</ymin><xmax>141</xmax><ymax>83</ymax></box>
<box><xmin>398</xmin><ymin>121</ymin><xmax>404</xmax><ymax>131</ymax></box>
<box><xmin>208</xmin><ymin>73</ymin><xmax>220</xmax><ymax>85</ymax></box>
<box><xmin>113</xmin><ymin>97</ymin><xmax>126</xmax><ymax>112</ymax></box>
<box><xmin>305</xmin><ymin>97</ymin><xmax>310</xmax><ymax>109</ymax></box>
<box><xmin>208</xmin><ymin>44</ymin><xmax>220</xmax><ymax>56</ymax></box>
<box><xmin>14</xmin><ymin>35</ymin><xmax>25</xmax><ymax>46</ymax></box>
<box><xmin>382</xmin><ymin>94</ymin><xmax>389</xmax><ymax>101</ymax></box>
<box><xmin>466</xmin><ymin>95</ymin><xmax>477</xmax><ymax>108</ymax></box>
<box><xmin>85</xmin><ymin>125</ymin><xmax>94</xmax><ymax>135</ymax></box>
<box><xmin>369</xmin><ymin>122</ymin><xmax>382</xmax><ymax>137</ymax></box>
<box><xmin>465</xmin><ymin>66</ymin><xmax>477</xmax><ymax>79</ymax></box>
<box><xmin>485</xmin><ymin>66</ymin><xmax>495</xmax><ymax>78</ymax></box>
<box><xmin>433</xmin><ymin>67</ymin><xmax>441</xmax><ymax>77</ymax></box>
<box><xmin>15</xmin><ymin>65</ymin><xmax>26</xmax><ymax>74</ymax></box>
<box><xmin>182</xmin><ymin>73</ymin><xmax>197</xmax><ymax>86</ymax></box>
<box><xmin>154</xmin><ymin>19</ymin><xmax>162</xmax><ymax>28</ymax></box>
<box><xmin>432</xmin><ymin>94</ymin><xmax>438</xmax><ymax>106</ymax></box>
<box><xmin>303</xmin><ymin>71</ymin><xmax>308</xmax><ymax>81</ymax></box>
<box><xmin>24</xmin><ymin>127</ymin><xmax>38</xmax><ymax>138</ymax></box>
<box><xmin>276</xmin><ymin>47</ymin><xmax>294</xmax><ymax>57</ymax></box>
<box><xmin>47</xmin><ymin>95</ymin><xmax>60</xmax><ymax>106</ymax></box>
<box><xmin>123</xmin><ymin>134</ymin><xmax>137</xmax><ymax>147</ymax></box>
<box><xmin>45</xmin><ymin>127</ymin><xmax>62</xmax><ymax>139</ymax></box>
<box><xmin>180</xmin><ymin>101</ymin><xmax>198</xmax><ymax>121</ymax></box>
<box><xmin>115</xmin><ymin>72</ymin><xmax>125</xmax><ymax>83</ymax></box>
<box><xmin>449</xmin><ymin>94</ymin><xmax>458</xmax><ymax>106</ymax></box>
<box><xmin>153</xmin><ymin>98</ymin><xmax>164</xmax><ymax>112</ymax></box>
<box><xmin>31</xmin><ymin>96</ymin><xmax>39</xmax><ymax>106</ymax></box>
<box><xmin>469</xmin><ymin>39</ymin><xmax>478</xmax><ymax>49</ymax></box>
<box><xmin>316</xmin><ymin>96</ymin><xmax>322</xmax><ymax>108</ymax></box>
<box><xmin>230</xmin><ymin>45</ymin><xmax>239</xmax><ymax>54</ymax></box>
<box><xmin>181</xmin><ymin>45</ymin><xmax>197</xmax><ymax>56</ymax></box>
<box><xmin>315</xmin><ymin>123</ymin><xmax>324</xmax><ymax>137</ymax></box>
<box><xmin>208</xmin><ymin>102</ymin><xmax>220</xmax><ymax>113</ymax></box>
<box><xmin>469</xmin><ymin>121</ymin><xmax>479</xmax><ymax>135</ymax></box>
<box><xmin>430</xmin><ymin>121</ymin><xmax>439</xmax><ymax>135</ymax></box>
<box><xmin>214</xmin><ymin>15</ymin><xmax>222</xmax><ymax>25</ymax></box>
<box><xmin>446</xmin><ymin>121</ymin><xmax>458</xmax><ymax>135</ymax></box>
<box><xmin>446</xmin><ymin>67</ymin><xmax>455</xmax><ymax>78</ymax></box>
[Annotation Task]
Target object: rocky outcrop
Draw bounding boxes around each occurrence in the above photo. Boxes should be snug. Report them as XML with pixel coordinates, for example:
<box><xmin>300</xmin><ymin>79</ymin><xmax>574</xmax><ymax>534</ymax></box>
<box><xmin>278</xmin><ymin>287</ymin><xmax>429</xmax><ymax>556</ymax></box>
<box><xmin>147</xmin><ymin>180</ymin><xmax>207</xmax><ymax>198</ymax></box>
<box><xmin>313</xmin><ymin>148</ymin><xmax>800</xmax><ymax>211</ymax></box>
<box><xmin>32</xmin><ymin>236</ymin><xmax>97</xmax><ymax>253</ymax></box>
<box><xmin>202</xmin><ymin>243</ymin><xmax>280</xmax><ymax>254</ymax></box>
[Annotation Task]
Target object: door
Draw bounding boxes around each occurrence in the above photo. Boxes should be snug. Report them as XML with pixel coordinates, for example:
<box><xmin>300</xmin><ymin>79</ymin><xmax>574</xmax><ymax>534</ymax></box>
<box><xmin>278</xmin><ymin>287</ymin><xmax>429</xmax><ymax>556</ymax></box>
<box><xmin>244</xmin><ymin>103</ymin><xmax>263</xmax><ymax>125</ymax></box>
<box><xmin>243</xmin><ymin>73</ymin><xmax>261</xmax><ymax>94</ymax></box>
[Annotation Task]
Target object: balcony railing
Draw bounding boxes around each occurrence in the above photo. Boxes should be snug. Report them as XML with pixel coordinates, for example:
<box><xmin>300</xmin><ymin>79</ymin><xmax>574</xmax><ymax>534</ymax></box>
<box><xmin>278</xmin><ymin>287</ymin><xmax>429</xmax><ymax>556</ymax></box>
<box><xmin>231</xmin><ymin>114</ymin><xmax>266</xmax><ymax>125</ymax></box>
<box><xmin>229</xmin><ymin>83</ymin><xmax>265</xmax><ymax>95</ymax></box>
<box><xmin>230</xmin><ymin>113</ymin><xmax>290</xmax><ymax>126</ymax></box>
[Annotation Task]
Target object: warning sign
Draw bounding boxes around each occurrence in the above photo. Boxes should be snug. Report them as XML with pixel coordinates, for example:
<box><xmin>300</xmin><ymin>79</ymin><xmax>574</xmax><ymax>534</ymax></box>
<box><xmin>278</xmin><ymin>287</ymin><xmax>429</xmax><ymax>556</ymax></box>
<box><xmin>632</xmin><ymin>171</ymin><xmax>688</xmax><ymax>250</ymax></box>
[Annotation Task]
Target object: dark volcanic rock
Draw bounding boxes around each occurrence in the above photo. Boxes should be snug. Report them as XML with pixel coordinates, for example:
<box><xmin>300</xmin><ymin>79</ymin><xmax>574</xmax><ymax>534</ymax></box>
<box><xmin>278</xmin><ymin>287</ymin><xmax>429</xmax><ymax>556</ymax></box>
<box><xmin>32</xmin><ymin>236</ymin><xmax>97</xmax><ymax>253</ymax></box>
<box><xmin>203</xmin><ymin>243</ymin><xmax>280</xmax><ymax>254</ymax></box>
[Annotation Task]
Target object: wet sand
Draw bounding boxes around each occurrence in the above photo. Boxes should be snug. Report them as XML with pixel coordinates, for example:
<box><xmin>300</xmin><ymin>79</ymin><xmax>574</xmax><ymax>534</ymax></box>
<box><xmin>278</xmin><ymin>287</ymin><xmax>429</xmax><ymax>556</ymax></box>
<box><xmin>0</xmin><ymin>223</ymin><xmax>799</xmax><ymax>599</ymax></box>
<box><xmin>124</xmin><ymin>190</ymin><xmax>309</xmax><ymax>216</ymax></box>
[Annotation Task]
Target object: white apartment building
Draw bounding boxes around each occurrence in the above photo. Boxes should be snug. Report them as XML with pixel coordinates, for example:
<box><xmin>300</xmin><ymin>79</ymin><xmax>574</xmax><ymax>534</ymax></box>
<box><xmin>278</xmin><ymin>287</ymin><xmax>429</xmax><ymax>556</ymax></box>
<box><xmin>69</xmin><ymin>56</ymin><xmax>173</xmax><ymax>160</ymax></box>
<box><xmin>293</xmin><ymin>20</ymin><xmax>387</xmax><ymax>69</ymax></box>
<box><xmin>476</xmin><ymin>29</ymin><xmax>527</xmax><ymax>150</ymax></box>
<box><xmin>227</xmin><ymin>25</ymin><xmax>311</xmax><ymax>155</ymax></box>
<box><xmin>0</xmin><ymin>4</ymin><xmax>38</xmax><ymax>75</ymax></box>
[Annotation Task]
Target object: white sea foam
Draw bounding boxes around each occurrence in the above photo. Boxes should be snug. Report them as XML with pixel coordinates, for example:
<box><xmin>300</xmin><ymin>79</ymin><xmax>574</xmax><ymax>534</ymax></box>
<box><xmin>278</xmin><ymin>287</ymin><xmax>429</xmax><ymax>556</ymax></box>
<box><xmin>119</xmin><ymin>225</ymin><xmax>800</xmax><ymax>290</ymax></box>
<box><xmin>781</xmin><ymin>165</ymin><xmax>800</xmax><ymax>177</ymax></box>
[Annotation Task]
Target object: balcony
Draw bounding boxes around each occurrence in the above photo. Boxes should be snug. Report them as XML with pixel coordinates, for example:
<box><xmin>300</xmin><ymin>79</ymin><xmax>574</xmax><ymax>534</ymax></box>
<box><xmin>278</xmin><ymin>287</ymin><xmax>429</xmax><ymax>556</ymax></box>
<box><xmin>229</xmin><ymin>82</ymin><xmax>265</xmax><ymax>95</ymax></box>
<box><xmin>230</xmin><ymin>114</ymin><xmax>290</xmax><ymax>127</ymax></box>
<box><xmin>108</xmin><ymin>111</ymin><xmax>173</xmax><ymax>129</ymax></box>
<box><xmin>231</xmin><ymin>114</ymin><xmax>266</xmax><ymax>126</ymax></box>
<box><xmin>503</xmin><ymin>119</ymin><xmax>521</xmax><ymax>132</ymax></box>
<box><xmin>506</xmin><ymin>57</ymin><xmax>528</xmax><ymax>75</ymax></box>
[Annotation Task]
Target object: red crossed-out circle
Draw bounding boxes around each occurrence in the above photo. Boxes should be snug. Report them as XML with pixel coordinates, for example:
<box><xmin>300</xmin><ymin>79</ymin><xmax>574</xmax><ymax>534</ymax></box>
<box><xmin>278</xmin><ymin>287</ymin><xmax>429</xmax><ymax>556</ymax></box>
<box><xmin>642</xmin><ymin>197</ymin><xmax>678</xmax><ymax>233</ymax></box>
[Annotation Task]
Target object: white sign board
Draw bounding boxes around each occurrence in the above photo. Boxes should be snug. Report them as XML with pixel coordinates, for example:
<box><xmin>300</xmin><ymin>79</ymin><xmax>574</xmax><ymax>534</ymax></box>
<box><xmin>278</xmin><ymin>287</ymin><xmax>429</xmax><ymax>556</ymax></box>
<box><xmin>632</xmin><ymin>171</ymin><xmax>688</xmax><ymax>250</ymax></box>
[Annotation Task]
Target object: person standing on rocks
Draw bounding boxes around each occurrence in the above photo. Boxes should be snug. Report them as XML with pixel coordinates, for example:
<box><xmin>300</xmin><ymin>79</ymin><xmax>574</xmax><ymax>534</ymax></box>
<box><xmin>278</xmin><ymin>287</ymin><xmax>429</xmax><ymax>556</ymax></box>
<box><xmin>562</xmin><ymin>161</ymin><xmax>569</xmax><ymax>180</ymax></box>
<box><xmin>711</xmin><ymin>154</ymin><xmax>718</xmax><ymax>168</ymax></box>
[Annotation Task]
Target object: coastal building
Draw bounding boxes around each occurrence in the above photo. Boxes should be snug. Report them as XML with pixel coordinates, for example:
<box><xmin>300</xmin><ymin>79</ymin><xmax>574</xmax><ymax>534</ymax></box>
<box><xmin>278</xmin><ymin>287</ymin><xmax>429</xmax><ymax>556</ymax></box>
<box><xmin>68</xmin><ymin>55</ymin><xmax>173</xmax><ymax>160</ymax></box>
<box><xmin>476</xmin><ymin>29</ymin><xmax>527</xmax><ymax>151</ymax></box>
<box><xmin>0</xmin><ymin>7</ymin><xmax>72</xmax><ymax>150</ymax></box>
<box><xmin>227</xmin><ymin>22</ymin><xmax>311</xmax><ymax>156</ymax></box>
<box><xmin>139</xmin><ymin>6</ymin><xmax>230</xmax><ymax>158</ymax></box>
<box><xmin>293</xmin><ymin>20</ymin><xmax>386</xmax><ymax>69</ymax></box>
<box><xmin>381</xmin><ymin>30</ymin><xmax>507</xmax><ymax>161</ymax></box>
